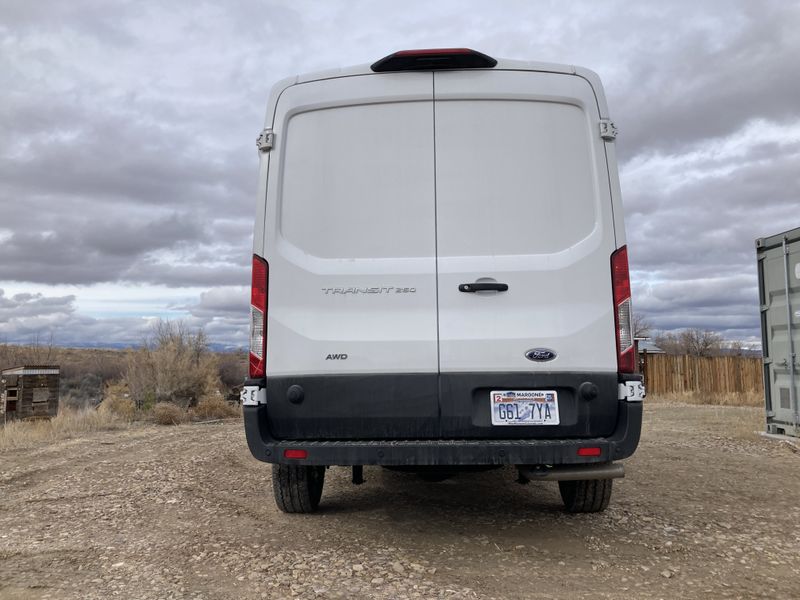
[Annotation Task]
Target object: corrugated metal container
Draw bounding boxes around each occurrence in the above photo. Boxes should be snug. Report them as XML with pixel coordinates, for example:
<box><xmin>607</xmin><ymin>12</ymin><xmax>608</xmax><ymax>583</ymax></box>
<box><xmin>756</xmin><ymin>227</ymin><xmax>800</xmax><ymax>437</ymax></box>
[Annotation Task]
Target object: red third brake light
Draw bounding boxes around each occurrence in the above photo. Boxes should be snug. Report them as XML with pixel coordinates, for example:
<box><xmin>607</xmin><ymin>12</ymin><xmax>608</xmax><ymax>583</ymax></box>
<box><xmin>249</xmin><ymin>255</ymin><xmax>268</xmax><ymax>378</ymax></box>
<box><xmin>371</xmin><ymin>48</ymin><xmax>497</xmax><ymax>72</ymax></box>
<box><xmin>395</xmin><ymin>48</ymin><xmax>474</xmax><ymax>56</ymax></box>
<box><xmin>611</xmin><ymin>246</ymin><xmax>635</xmax><ymax>373</ymax></box>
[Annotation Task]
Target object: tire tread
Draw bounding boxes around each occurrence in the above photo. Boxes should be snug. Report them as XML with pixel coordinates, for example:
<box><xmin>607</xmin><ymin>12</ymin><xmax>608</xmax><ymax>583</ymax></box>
<box><xmin>272</xmin><ymin>465</ymin><xmax>325</xmax><ymax>513</ymax></box>
<box><xmin>559</xmin><ymin>478</ymin><xmax>612</xmax><ymax>513</ymax></box>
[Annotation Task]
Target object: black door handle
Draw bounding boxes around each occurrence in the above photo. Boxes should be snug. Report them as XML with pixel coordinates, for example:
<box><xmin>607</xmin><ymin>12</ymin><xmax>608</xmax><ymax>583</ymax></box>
<box><xmin>458</xmin><ymin>282</ymin><xmax>509</xmax><ymax>293</ymax></box>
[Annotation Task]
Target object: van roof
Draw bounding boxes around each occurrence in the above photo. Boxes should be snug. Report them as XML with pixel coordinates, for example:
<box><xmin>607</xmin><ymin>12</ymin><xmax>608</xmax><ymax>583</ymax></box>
<box><xmin>295</xmin><ymin>57</ymin><xmax>579</xmax><ymax>84</ymax></box>
<box><xmin>264</xmin><ymin>55</ymin><xmax>610</xmax><ymax>125</ymax></box>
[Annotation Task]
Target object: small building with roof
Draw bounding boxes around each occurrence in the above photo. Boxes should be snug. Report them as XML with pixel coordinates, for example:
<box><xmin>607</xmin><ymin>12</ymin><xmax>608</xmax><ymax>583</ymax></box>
<box><xmin>1</xmin><ymin>365</ymin><xmax>60</xmax><ymax>423</ymax></box>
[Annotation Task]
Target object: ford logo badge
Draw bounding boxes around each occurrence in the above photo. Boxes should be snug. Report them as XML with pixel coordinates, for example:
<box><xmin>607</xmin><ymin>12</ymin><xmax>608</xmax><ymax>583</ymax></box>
<box><xmin>525</xmin><ymin>348</ymin><xmax>557</xmax><ymax>362</ymax></box>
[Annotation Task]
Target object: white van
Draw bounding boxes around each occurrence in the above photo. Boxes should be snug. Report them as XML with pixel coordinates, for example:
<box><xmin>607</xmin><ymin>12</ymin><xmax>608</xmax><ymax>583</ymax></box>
<box><xmin>242</xmin><ymin>49</ymin><xmax>644</xmax><ymax>514</ymax></box>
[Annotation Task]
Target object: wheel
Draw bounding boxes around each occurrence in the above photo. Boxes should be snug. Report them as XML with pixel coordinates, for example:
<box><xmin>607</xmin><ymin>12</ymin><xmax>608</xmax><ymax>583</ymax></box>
<box><xmin>558</xmin><ymin>478</ymin><xmax>612</xmax><ymax>513</ymax></box>
<box><xmin>272</xmin><ymin>464</ymin><xmax>326</xmax><ymax>513</ymax></box>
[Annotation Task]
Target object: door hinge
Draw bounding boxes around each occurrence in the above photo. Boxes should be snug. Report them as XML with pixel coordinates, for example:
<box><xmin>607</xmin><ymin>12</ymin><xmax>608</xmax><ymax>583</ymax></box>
<box><xmin>256</xmin><ymin>129</ymin><xmax>274</xmax><ymax>153</ymax></box>
<box><xmin>599</xmin><ymin>119</ymin><xmax>617</xmax><ymax>141</ymax></box>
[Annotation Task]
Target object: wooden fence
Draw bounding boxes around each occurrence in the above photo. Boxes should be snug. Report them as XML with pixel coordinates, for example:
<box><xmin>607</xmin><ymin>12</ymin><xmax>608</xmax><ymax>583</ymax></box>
<box><xmin>640</xmin><ymin>353</ymin><xmax>763</xmax><ymax>395</ymax></box>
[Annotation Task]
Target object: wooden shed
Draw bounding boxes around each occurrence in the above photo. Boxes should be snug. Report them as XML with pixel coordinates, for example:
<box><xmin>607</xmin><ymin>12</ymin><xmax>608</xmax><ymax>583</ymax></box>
<box><xmin>1</xmin><ymin>366</ymin><xmax>60</xmax><ymax>423</ymax></box>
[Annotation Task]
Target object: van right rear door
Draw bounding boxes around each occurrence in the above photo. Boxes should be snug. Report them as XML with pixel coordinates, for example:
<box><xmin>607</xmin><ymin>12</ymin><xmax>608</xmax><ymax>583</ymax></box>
<box><xmin>433</xmin><ymin>70</ymin><xmax>620</xmax><ymax>439</ymax></box>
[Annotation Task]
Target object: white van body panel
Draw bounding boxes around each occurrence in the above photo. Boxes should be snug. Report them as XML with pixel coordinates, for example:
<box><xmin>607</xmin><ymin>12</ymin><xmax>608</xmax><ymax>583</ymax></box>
<box><xmin>433</xmin><ymin>70</ymin><xmax>617</xmax><ymax>373</ymax></box>
<box><xmin>263</xmin><ymin>73</ymin><xmax>439</xmax><ymax>377</ymax></box>
<box><xmin>256</xmin><ymin>61</ymin><xmax>624</xmax><ymax>379</ymax></box>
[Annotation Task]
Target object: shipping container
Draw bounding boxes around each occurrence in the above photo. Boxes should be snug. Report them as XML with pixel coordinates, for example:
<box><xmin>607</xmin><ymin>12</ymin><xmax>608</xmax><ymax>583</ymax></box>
<box><xmin>756</xmin><ymin>227</ymin><xmax>800</xmax><ymax>437</ymax></box>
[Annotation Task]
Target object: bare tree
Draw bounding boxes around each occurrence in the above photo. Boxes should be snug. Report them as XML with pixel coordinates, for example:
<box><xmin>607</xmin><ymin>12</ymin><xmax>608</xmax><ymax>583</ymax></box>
<box><xmin>654</xmin><ymin>328</ymin><xmax>724</xmax><ymax>357</ymax></box>
<box><xmin>0</xmin><ymin>332</ymin><xmax>57</xmax><ymax>370</ymax></box>
<box><xmin>632</xmin><ymin>314</ymin><xmax>653</xmax><ymax>338</ymax></box>
<box><xmin>29</xmin><ymin>331</ymin><xmax>56</xmax><ymax>364</ymax></box>
<box><xmin>682</xmin><ymin>329</ymin><xmax>724</xmax><ymax>357</ymax></box>
<box><xmin>653</xmin><ymin>332</ymin><xmax>678</xmax><ymax>354</ymax></box>
<box><xmin>727</xmin><ymin>340</ymin><xmax>744</xmax><ymax>356</ymax></box>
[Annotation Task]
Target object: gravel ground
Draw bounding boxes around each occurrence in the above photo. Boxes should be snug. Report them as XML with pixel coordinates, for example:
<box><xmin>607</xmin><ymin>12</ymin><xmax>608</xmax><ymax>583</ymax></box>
<box><xmin>1</xmin><ymin>403</ymin><xmax>798</xmax><ymax>600</ymax></box>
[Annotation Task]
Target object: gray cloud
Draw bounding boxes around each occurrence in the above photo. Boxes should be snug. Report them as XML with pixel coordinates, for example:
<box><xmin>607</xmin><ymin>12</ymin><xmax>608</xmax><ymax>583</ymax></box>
<box><xmin>609</xmin><ymin>3</ymin><xmax>800</xmax><ymax>158</ymax></box>
<box><xmin>0</xmin><ymin>212</ymin><xmax>214</xmax><ymax>284</ymax></box>
<box><xmin>0</xmin><ymin>290</ymin><xmax>75</xmax><ymax>322</ymax></box>
<box><xmin>1</xmin><ymin>0</ymin><xmax>798</xmax><ymax>346</ymax></box>
<box><xmin>179</xmin><ymin>286</ymin><xmax>250</xmax><ymax>348</ymax></box>
<box><xmin>122</xmin><ymin>262</ymin><xmax>249</xmax><ymax>288</ymax></box>
<box><xmin>0</xmin><ymin>289</ymin><xmax>120</xmax><ymax>346</ymax></box>
<box><xmin>184</xmin><ymin>287</ymin><xmax>249</xmax><ymax>320</ymax></box>
<box><xmin>0</xmin><ymin>287</ymin><xmax>250</xmax><ymax>348</ymax></box>
<box><xmin>624</xmin><ymin>119</ymin><xmax>799</xmax><ymax>342</ymax></box>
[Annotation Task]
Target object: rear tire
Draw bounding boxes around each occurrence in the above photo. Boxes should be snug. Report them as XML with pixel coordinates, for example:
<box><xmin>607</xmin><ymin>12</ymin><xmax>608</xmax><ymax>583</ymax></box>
<box><xmin>272</xmin><ymin>464</ymin><xmax>326</xmax><ymax>513</ymax></box>
<box><xmin>558</xmin><ymin>478</ymin><xmax>612</xmax><ymax>513</ymax></box>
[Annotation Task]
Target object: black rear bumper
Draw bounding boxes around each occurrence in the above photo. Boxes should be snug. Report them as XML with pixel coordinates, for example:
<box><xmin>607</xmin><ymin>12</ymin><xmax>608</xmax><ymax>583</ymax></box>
<box><xmin>243</xmin><ymin>399</ymin><xmax>642</xmax><ymax>467</ymax></box>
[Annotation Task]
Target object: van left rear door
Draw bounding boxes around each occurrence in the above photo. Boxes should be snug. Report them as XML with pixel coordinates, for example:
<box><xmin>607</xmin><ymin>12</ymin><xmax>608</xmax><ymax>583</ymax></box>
<box><xmin>262</xmin><ymin>73</ymin><xmax>440</xmax><ymax>440</ymax></box>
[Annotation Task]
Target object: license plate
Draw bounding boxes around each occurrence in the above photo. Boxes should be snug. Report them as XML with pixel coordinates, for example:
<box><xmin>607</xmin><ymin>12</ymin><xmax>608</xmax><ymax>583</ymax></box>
<box><xmin>490</xmin><ymin>390</ymin><xmax>560</xmax><ymax>426</ymax></box>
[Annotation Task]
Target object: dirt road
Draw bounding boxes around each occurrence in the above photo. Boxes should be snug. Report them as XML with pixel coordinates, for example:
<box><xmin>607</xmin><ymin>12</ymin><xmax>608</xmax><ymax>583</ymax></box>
<box><xmin>1</xmin><ymin>404</ymin><xmax>798</xmax><ymax>599</ymax></box>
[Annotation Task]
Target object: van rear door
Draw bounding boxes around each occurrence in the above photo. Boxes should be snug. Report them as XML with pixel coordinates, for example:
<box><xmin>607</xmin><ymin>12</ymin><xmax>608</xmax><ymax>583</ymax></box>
<box><xmin>263</xmin><ymin>74</ymin><xmax>440</xmax><ymax>439</ymax></box>
<box><xmin>433</xmin><ymin>70</ymin><xmax>620</xmax><ymax>439</ymax></box>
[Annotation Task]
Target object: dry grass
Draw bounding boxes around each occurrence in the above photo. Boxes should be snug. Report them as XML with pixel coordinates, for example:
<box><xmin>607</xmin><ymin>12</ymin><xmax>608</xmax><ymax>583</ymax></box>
<box><xmin>193</xmin><ymin>396</ymin><xmax>240</xmax><ymax>420</ymax></box>
<box><xmin>0</xmin><ymin>408</ymin><xmax>128</xmax><ymax>451</ymax></box>
<box><xmin>647</xmin><ymin>394</ymin><xmax>764</xmax><ymax>441</ymax></box>
<box><xmin>648</xmin><ymin>391</ymin><xmax>762</xmax><ymax>407</ymax></box>
<box><xmin>679</xmin><ymin>405</ymin><xmax>763</xmax><ymax>441</ymax></box>
<box><xmin>152</xmin><ymin>402</ymin><xmax>186</xmax><ymax>425</ymax></box>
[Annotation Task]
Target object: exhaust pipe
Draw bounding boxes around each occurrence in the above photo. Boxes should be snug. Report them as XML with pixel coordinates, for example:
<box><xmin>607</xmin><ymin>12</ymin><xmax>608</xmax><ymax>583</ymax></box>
<box><xmin>518</xmin><ymin>463</ymin><xmax>625</xmax><ymax>482</ymax></box>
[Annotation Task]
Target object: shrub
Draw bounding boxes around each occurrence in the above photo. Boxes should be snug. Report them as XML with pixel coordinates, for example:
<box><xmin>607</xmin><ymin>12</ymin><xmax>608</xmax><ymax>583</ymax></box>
<box><xmin>98</xmin><ymin>382</ymin><xmax>136</xmax><ymax>422</ymax></box>
<box><xmin>153</xmin><ymin>402</ymin><xmax>186</xmax><ymax>425</ymax></box>
<box><xmin>60</xmin><ymin>373</ymin><xmax>104</xmax><ymax>409</ymax></box>
<box><xmin>124</xmin><ymin>320</ymin><xmax>221</xmax><ymax>409</ymax></box>
<box><xmin>217</xmin><ymin>351</ymin><xmax>247</xmax><ymax>388</ymax></box>
<box><xmin>100</xmin><ymin>396</ymin><xmax>136</xmax><ymax>421</ymax></box>
<box><xmin>194</xmin><ymin>396</ymin><xmax>239</xmax><ymax>420</ymax></box>
<box><xmin>125</xmin><ymin>347</ymin><xmax>154</xmax><ymax>410</ymax></box>
<box><xmin>98</xmin><ymin>397</ymin><xmax>136</xmax><ymax>423</ymax></box>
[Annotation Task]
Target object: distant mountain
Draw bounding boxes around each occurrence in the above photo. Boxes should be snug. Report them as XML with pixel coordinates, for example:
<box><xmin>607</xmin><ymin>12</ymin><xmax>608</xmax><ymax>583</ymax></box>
<box><xmin>208</xmin><ymin>343</ymin><xmax>248</xmax><ymax>353</ymax></box>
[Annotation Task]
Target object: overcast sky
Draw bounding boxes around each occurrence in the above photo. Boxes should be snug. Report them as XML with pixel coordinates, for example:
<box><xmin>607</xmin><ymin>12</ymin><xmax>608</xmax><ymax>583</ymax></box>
<box><xmin>1</xmin><ymin>0</ymin><xmax>798</xmax><ymax>348</ymax></box>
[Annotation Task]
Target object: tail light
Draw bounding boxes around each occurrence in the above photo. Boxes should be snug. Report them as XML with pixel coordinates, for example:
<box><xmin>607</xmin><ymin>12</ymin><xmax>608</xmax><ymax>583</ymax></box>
<box><xmin>611</xmin><ymin>246</ymin><xmax>635</xmax><ymax>373</ymax></box>
<box><xmin>249</xmin><ymin>255</ymin><xmax>268</xmax><ymax>378</ymax></box>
